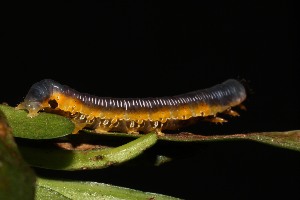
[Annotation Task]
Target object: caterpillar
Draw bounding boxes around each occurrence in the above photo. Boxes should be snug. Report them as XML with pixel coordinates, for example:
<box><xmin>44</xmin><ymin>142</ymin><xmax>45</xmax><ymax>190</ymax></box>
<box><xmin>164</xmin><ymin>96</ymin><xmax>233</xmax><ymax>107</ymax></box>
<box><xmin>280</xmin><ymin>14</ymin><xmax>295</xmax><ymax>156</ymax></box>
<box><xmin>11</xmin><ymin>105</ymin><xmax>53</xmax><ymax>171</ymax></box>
<box><xmin>16</xmin><ymin>79</ymin><xmax>247</xmax><ymax>135</ymax></box>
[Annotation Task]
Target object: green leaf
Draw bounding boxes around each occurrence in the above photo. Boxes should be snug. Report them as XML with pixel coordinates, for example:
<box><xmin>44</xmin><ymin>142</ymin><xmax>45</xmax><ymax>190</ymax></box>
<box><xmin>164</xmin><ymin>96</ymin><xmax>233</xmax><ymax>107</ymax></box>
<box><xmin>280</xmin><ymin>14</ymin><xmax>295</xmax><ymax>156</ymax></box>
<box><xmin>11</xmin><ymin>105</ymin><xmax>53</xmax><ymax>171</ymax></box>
<box><xmin>246</xmin><ymin>130</ymin><xmax>300</xmax><ymax>152</ymax></box>
<box><xmin>0</xmin><ymin>110</ymin><xmax>36</xmax><ymax>200</ymax></box>
<box><xmin>161</xmin><ymin>130</ymin><xmax>300</xmax><ymax>152</ymax></box>
<box><xmin>0</xmin><ymin>104</ymin><xmax>74</xmax><ymax>139</ymax></box>
<box><xmin>35</xmin><ymin>186</ymin><xmax>71</xmax><ymax>200</ymax></box>
<box><xmin>19</xmin><ymin>132</ymin><xmax>157</xmax><ymax>170</ymax></box>
<box><xmin>83</xmin><ymin>129</ymin><xmax>300</xmax><ymax>152</ymax></box>
<box><xmin>36</xmin><ymin>177</ymin><xmax>181</xmax><ymax>200</ymax></box>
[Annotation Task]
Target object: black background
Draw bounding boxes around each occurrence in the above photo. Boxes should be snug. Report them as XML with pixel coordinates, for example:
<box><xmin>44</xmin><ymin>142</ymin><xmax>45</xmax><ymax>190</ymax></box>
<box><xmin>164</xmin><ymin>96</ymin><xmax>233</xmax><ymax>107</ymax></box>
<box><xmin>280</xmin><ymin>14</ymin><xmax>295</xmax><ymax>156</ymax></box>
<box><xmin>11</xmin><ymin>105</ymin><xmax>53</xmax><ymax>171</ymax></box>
<box><xmin>0</xmin><ymin>1</ymin><xmax>299</xmax><ymax>199</ymax></box>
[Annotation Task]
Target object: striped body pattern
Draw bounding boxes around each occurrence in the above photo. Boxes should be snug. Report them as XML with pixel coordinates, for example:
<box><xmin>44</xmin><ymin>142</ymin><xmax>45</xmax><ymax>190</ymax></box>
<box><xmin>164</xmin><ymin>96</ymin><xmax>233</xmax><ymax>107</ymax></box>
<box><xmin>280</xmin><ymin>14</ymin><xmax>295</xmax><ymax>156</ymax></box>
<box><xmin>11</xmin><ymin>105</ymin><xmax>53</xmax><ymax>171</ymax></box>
<box><xmin>16</xmin><ymin>79</ymin><xmax>247</xmax><ymax>135</ymax></box>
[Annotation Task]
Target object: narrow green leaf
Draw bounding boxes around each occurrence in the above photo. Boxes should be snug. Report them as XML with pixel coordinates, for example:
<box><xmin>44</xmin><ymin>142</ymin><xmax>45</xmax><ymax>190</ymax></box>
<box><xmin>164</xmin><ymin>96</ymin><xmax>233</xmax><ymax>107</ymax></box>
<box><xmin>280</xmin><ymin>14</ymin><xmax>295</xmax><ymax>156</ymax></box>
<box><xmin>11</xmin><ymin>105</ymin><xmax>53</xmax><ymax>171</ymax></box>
<box><xmin>161</xmin><ymin>130</ymin><xmax>300</xmax><ymax>152</ymax></box>
<box><xmin>246</xmin><ymin>130</ymin><xmax>300</xmax><ymax>152</ymax></box>
<box><xmin>35</xmin><ymin>186</ymin><xmax>71</xmax><ymax>200</ymax></box>
<box><xmin>36</xmin><ymin>177</ymin><xmax>181</xmax><ymax>200</ymax></box>
<box><xmin>0</xmin><ymin>104</ymin><xmax>74</xmax><ymax>139</ymax></box>
<box><xmin>83</xmin><ymin>129</ymin><xmax>300</xmax><ymax>152</ymax></box>
<box><xmin>19</xmin><ymin>133</ymin><xmax>157</xmax><ymax>170</ymax></box>
<box><xmin>0</xmin><ymin>110</ymin><xmax>36</xmax><ymax>200</ymax></box>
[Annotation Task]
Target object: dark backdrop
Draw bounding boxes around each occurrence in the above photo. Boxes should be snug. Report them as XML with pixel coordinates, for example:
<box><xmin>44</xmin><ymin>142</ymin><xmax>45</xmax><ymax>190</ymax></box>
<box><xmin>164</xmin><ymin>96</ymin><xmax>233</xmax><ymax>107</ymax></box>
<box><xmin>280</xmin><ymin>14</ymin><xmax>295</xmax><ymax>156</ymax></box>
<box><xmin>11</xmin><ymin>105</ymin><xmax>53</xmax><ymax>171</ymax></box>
<box><xmin>0</xmin><ymin>1</ymin><xmax>298</xmax><ymax>199</ymax></box>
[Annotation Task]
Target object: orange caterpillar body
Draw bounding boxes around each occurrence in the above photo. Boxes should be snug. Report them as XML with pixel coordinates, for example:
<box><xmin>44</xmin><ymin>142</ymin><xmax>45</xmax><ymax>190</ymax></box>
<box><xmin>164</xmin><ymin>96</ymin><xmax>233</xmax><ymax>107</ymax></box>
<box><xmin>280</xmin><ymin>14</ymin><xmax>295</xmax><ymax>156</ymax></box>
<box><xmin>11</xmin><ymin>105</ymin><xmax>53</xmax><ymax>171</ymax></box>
<box><xmin>16</xmin><ymin>79</ymin><xmax>246</xmax><ymax>135</ymax></box>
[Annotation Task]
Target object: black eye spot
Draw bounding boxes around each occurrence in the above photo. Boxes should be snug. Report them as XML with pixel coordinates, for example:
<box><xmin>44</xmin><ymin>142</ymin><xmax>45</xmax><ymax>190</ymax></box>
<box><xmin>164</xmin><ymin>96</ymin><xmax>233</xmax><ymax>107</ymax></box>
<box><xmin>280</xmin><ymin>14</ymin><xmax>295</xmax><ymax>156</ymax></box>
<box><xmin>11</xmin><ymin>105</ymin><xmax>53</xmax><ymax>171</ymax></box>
<box><xmin>48</xmin><ymin>100</ymin><xmax>58</xmax><ymax>109</ymax></box>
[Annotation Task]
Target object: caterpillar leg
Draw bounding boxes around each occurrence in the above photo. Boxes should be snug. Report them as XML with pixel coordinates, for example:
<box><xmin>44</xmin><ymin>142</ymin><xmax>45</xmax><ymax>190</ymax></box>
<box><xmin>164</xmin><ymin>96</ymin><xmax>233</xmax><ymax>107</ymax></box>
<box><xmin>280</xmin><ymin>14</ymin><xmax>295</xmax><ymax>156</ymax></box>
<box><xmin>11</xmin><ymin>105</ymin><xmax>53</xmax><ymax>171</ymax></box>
<box><xmin>149</xmin><ymin>121</ymin><xmax>164</xmax><ymax>136</ymax></box>
<box><xmin>155</xmin><ymin>130</ymin><xmax>165</xmax><ymax>136</ymax></box>
<box><xmin>15</xmin><ymin>103</ymin><xmax>25</xmax><ymax>110</ymax></box>
<box><xmin>89</xmin><ymin>118</ymin><xmax>118</xmax><ymax>134</ymax></box>
<box><xmin>223</xmin><ymin>109</ymin><xmax>240</xmax><ymax>117</ymax></box>
<box><xmin>95</xmin><ymin>126</ymin><xmax>111</xmax><ymax>134</ymax></box>
<box><xmin>204</xmin><ymin>116</ymin><xmax>227</xmax><ymax>124</ymax></box>
<box><xmin>237</xmin><ymin>104</ymin><xmax>247</xmax><ymax>111</ymax></box>
<box><xmin>15</xmin><ymin>102</ymin><xmax>40</xmax><ymax>117</ymax></box>
<box><xmin>106</xmin><ymin>120</ymin><xmax>140</xmax><ymax>135</ymax></box>
<box><xmin>71</xmin><ymin>120</ymin><xmax>87</xmax><ymax>134</ymax></box>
